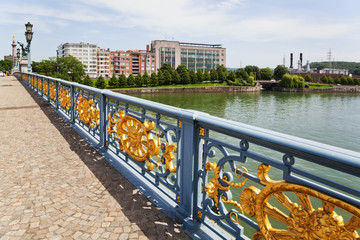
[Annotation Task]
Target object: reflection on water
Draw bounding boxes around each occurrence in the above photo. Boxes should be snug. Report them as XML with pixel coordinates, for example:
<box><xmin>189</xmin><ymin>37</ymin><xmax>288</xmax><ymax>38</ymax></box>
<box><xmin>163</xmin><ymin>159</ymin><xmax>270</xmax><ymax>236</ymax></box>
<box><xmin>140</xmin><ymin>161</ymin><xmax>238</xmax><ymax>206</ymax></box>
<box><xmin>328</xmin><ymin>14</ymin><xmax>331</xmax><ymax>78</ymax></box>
<box><xmin>133</xmin><ymin>91</ymin><xmax>360</xmax><ymax>152</ymax></box>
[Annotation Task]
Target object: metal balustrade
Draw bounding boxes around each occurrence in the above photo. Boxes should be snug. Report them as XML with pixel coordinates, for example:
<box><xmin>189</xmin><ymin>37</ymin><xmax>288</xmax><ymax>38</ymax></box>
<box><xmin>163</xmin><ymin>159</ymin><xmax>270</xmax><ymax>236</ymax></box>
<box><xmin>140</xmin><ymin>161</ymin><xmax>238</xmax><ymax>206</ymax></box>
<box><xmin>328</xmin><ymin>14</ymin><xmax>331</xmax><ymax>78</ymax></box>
<box><xmin>15</xmin><ymin>72</ymin><xmax>360</xmax><ymax>240</ymax></box>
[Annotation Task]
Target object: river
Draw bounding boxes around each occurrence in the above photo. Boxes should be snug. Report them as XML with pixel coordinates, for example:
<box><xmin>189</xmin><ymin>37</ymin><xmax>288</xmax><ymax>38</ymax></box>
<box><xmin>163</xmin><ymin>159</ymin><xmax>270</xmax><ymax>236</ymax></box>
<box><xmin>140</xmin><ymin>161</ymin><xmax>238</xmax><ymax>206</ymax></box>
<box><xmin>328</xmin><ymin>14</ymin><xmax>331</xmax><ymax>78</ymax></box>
<box><xmin>132</xmin><ymin>91</ymin><xmax>360</xmax><ymax>152</ymax></box>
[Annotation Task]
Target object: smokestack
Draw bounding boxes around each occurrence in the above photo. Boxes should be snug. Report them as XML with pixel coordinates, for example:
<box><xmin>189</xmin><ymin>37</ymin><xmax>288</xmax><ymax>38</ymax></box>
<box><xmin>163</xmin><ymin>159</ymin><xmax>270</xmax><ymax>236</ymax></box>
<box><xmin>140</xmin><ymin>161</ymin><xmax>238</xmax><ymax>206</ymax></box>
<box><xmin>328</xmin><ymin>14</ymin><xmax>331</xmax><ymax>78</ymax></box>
<box><xmin>290</xmin><ymin>53</ymin><xmax>293</xmax><ymax>69</ymax></box>
<box><xmin>300</xmin><ymin>53</ymin><xmax>303</xmax><ymax>67</ymax></box>
<box><xmin>146</xmin><ymin>45</ymin><xmax>149</xmax><ymax>53</ymax></box>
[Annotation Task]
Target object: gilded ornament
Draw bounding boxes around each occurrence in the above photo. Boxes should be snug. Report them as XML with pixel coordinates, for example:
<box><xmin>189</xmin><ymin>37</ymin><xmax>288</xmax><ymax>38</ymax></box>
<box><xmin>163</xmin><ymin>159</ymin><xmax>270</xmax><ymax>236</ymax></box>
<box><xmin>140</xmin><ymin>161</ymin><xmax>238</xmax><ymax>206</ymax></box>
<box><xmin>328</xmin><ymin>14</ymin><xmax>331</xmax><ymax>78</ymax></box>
<box><xmin>238</xmin><ymin>164</ymin><xmax>360</xmax><ymax>240</ymax></box>
<box><xmin>59</xmin><ymin>87</ymin><xmax>71</xmax><ymax>110</ymax></box>
<box><xmin>199</xmin><ymin>127</ymin><xmax>205</xmax><ymax>136</ymax></box>
<box><xmin>43</xmin><ymin>81</ymin><xmax>48</xmax><ymax>96</ymax></box>
<box><xmin>75</xmin><ymin>94</ymin><xmax>99</xmax><ymax>129</ymax></box>
<box><xmin>197</xmin><ymin>210</ymin><xmax>203</xmax><ymax>219</ymax></box>
<box><xmin>108</xmin><ymin>110</ymin><xmax>159</xmax><ymax>171</ymax></box>
<box><xmin>161</xmin><ymin>143</ymin><xmax>177</xmax><ymax>173</ymax></box>
<box><xmin>50</xmin><ymin>85</ymin><xmax>56</xmax><ymax>101</ymax></box>
<box><xmin>38</xmin><ymin>79</ymin><xmax>41</xmax><ymax>91</ymax></box>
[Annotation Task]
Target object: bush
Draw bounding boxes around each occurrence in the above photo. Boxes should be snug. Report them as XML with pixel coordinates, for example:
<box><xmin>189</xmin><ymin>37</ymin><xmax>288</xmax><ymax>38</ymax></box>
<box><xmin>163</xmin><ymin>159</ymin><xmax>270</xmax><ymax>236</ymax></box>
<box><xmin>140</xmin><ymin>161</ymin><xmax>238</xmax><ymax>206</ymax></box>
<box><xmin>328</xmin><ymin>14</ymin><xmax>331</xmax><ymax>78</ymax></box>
<box><xmin>108</xmin><ymin>74</ymin><xmax>118</xmax><ymax>88</ymax></box>
<box><xmin>340</xmin><ymin>76</ymin><xmax>348</xmax><ymax>85</ymax></box>
<box><xmin>320</xmin><ymin>75</ymin><xmax>328</xmax><ymax>84</ymax></box>
<box><xmin>118</xmin><ymin>74</ymin><xmax>127</xmax><ymax>88</ymax></box>
<box><xmin>354</xmin><ymin>78</ymin><xmax>359</xmax><ymax>85</ymax></box>
<box><xmin>83</xmin><ymin>75</ymin><xmax>93</xmax><ymax>87</ymax></box>
<box><xmin>279</xmin><ymin>74</ymin><xmax>305</xmax><ymax>88</ymax></box>
<box><xmin>304</xmin><ymin>74</ymin><xmax>312</xmax><ymax>83</ymax></box>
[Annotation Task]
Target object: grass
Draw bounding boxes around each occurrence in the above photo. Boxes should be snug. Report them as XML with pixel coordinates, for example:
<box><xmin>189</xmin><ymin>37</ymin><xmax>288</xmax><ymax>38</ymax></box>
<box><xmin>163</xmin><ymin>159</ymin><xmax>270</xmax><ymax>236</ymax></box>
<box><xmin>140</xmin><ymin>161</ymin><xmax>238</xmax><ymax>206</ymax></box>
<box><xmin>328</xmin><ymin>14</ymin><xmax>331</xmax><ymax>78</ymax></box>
<box><xmin>101</xmin><ymin>81</ymin><xmax>228</xmax><ymax>90</ymax></box>
<box><xmin>307</xmin><ymin>83</ymin><xmax>333</xmax><ymax>89</ymax></box>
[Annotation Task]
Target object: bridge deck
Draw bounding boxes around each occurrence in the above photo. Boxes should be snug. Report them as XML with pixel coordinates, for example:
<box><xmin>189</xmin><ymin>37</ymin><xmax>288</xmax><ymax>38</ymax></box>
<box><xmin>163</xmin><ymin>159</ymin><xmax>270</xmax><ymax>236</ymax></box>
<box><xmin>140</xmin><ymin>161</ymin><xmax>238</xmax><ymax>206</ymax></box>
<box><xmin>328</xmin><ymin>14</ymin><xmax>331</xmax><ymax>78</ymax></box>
<box><xmin>0</xmin><ymin>76</ymin><xmax>189</xmax><ymax>240</ymax></box>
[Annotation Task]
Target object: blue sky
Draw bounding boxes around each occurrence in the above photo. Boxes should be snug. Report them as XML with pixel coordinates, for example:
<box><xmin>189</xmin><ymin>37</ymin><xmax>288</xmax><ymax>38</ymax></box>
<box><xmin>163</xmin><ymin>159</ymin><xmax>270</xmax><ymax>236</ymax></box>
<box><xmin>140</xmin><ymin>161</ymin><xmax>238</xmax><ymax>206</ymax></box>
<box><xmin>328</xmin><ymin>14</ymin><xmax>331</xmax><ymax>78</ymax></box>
<box><xmin>1</xmin><ymin>0</ymin><xmax>359</xmax><ymax>68</ymax></box>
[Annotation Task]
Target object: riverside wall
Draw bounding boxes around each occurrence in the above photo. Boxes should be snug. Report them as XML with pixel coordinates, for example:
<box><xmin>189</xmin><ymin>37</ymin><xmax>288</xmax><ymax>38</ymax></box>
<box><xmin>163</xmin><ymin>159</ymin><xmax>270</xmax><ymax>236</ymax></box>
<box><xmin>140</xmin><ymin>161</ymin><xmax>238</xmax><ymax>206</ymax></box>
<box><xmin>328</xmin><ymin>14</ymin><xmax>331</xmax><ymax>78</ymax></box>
<box><xmin>272</xmin><ymin>86</ymin><xmax>360</xmax><ymax>93</ymax></box>
<box><xmin>113</xmin><ymin>86</ymin><xmax>261</xmax><ymax>94</ymax></box>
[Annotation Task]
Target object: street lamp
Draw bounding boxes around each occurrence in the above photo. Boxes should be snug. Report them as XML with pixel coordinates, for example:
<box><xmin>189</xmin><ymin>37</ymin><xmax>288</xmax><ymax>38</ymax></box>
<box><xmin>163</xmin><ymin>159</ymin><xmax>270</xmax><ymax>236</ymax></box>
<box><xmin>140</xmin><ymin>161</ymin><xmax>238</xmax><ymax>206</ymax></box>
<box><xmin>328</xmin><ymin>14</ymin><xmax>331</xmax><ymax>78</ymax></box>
<box><xmin>16</xmin><ymin>48</ymin><xmax>20</xmax><ymax>72</ymax></box>
<box><xmin>24</xmin><ymin>22</ymin><xmax>33</xmax><ymax>73</ymax></box>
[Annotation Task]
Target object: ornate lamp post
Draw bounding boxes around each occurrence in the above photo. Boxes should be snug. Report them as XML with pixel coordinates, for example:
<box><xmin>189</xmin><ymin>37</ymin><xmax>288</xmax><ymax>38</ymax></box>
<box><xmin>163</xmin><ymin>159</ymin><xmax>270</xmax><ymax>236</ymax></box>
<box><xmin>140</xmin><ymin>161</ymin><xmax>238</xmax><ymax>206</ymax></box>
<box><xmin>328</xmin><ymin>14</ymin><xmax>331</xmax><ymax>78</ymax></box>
<box><xmin>24</xmin><ymin>22</ymin><xmax>33</xmax><ymax>73</ymax></box>
<box><xmin>16</xmin><ymin>48</ymin><xmax>21</xmax><ymax>72</ymax></box>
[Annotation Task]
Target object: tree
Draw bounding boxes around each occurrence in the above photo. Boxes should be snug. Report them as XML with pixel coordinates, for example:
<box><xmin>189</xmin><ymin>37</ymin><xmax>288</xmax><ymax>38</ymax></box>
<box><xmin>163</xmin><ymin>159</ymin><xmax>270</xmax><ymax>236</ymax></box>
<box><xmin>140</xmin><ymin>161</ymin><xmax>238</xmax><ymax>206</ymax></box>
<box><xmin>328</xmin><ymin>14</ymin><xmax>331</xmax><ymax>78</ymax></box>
<box><xmin>279</xmin><ymin>74</ymin><xmax>305</xmax><ymax>88</ymax></box>
<box><xmin>127</xmin><ymin>74</ymin><xmax>135</xmax><ymax>87</ymax></box>
<box><xmin>83</xmin><ymin>75</ymin><xmax>93</xmax><ymax>87</ymax></box>
<box><xmin>163</xmin><ymin>70</ymin><xmax>172</xmax><ymax>85</ymax></box>
<box><xmin>273</xmin><ymin>65</ymin><xmax>290</xmax><ymax>80</ymax></box>
<box><xmin>304</xmin><ymin>74</ymin><xmax>312</xmax><ymax>83</ymax></box>
<box><xmin>171</xmin><ymin>71</ymin><xmax>180</xmax><ymax>85</ymax></box>
<box><xmin>347</xmin><ymin>77</ymin><xmax>354</xmax><ymax>85</ymax></box>
<box><xmin>340</xmin><ymin>76</ymin><xmax>348</xmax><ymax>85</ymax></box>
<box><xmin>235</xmin><ymin>68</ymin><xmax>249</xmax><ymax>81</ymax></box>
<box><xmin>227</xmin><ymin>71</ymin><xmax>236</xmax><ymax>82</ymax></box>
<box><xmin>260</xmin><ymin>67</ymin><xmax>273</xmax><ymax>80</ymax></box>
<box><xmin>327</xmin><ymin>76</ymin><xmax>334</xmax><ymax>84</ymax></box>
<box><xmin>176</xmin><ymin>65</ymin><xmax>190</xmax><ymax>84</ymax></box>
<box><xmin>95</xmin><ymin>75</ymin><xmax>106</xmax><ymax>89</ymax></box>
<box><xmin>108</xmin><ymin>73</ymin><xmax>118</xmax><ymax>88</ymax></box>
<box><xmin>0</xmin><ymin>59</ymin><xmax>13</xmax><ymax>72</ymax></box>
<box><xmin>159</xmin><ymin>63</ymin><xmax>174</xmax><ymax>73</ymax></box>
<box><xmin>189</xmin><ymin>70</ymin><xmax>197</xmax><ymax>84</ymax></box>
<box><xmin>143</xmin><ymin>72</ymin><xmax>150</xmax><ymax>86</ymax></box>
<box><xmin>244</xmin><ymin>65</ymin><xmax>260</xmax><ymax>80</ymax></box>
<box><xmin>334</xmin><ymin>77</ymin><xmax>341</xmax><ymax>84</ymax></box>
<box><xmin>203</xmin><ymin>71</ymin><xmax>210</xmax><ymax>81</ymax></box>
<box><xmin>196</xmin><ymin>69</ymin><xmax>203</xmax><ymax>83</ymax></box>
<box><xmin>150</xmin><ymin>72</ymin><xmax>159</xmax><ymax>86</ymax></box>
<box><xmin>118</xmin><ymin>74</ymin><xmax>127</xmax><ymax>88</ymax></box>
<box><xmin>135</xmin><ymin>74</ymin><xmax>143</xmax><ymax>87</ymax></box>
<box><xmin>157</xmin><ymin>70</ymin><xmax>165</xmax><ymax>85</ymax></box>
<box><xmin>56</xmin><ymin>55</ymin><xmax>86</xmax><ymax>82</ymax></box>
<box><xmin>210</xmin><ymin>69</ymin><xmax>218</xmax><ymax>82</ymax></box>
<box><xmin>321</xmin><ymin>75</ymin><xmax>328</xmax><ymax>84</ymax></box>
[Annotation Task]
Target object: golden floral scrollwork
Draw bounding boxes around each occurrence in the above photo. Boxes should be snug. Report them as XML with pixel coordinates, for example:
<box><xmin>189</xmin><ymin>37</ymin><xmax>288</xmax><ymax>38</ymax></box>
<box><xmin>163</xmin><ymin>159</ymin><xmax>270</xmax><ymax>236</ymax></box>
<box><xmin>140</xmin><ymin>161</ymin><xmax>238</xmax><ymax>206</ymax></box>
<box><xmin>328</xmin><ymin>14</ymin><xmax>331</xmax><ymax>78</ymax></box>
<box><xmin>198</xmin><ymin>210</ymin><xmax>203</xmax><ymax>219</ymax></box>
<box><xmin>161</xmin><ymin>143</ymin><xmax>177</xmax><ymax>173</ymax></box>
<box><xmin>108</xmin><ymin>110</ymin><xmax>159</xmax><ymax>171</ymax></box>
<box><xmin>59</xmin><ymin>87</ymin><xmax>71</xmax><ymax>110</ymax></box>
<box><xmin>43</xmin><ymin>81</ymin><xmax>48</xmax><ymax>96</ymax></box>
<box><xmin>239</xmin><ymin>164</ymin><xmax>360</xmax><ymax>240</ymax></box>
<box><xmin>75</xmin><ymin>94</ymin><xmax>99</xmax><ymax>128</ymax></box>
<box><xmin>38</xmin><ymin>79</ymin><xmax>41</xmax><ymax>91</ymax></box>
<box><xmin>199</xmin><ymin>127</ymin><xmax>205</xmax><ymax>136</ymax></box>
<box><xmin>50</xmin><ymin>85</ymin><xmax>56</xmax><ymax>101</ymax></box>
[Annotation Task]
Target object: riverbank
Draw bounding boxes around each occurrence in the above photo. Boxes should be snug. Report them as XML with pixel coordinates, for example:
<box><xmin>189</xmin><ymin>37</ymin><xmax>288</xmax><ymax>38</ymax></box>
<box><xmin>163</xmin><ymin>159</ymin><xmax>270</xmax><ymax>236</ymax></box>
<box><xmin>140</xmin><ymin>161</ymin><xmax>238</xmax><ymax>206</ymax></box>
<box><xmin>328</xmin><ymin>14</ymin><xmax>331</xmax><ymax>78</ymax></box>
<box><xmin>113</xmin><ymin>85</ymin><xmax>261</xmax><ymax>94</ymax></box>
<box><xmin>272</xmin><ymin>85</ymin><xmax>360</xmax><ymax>93</ymax></box>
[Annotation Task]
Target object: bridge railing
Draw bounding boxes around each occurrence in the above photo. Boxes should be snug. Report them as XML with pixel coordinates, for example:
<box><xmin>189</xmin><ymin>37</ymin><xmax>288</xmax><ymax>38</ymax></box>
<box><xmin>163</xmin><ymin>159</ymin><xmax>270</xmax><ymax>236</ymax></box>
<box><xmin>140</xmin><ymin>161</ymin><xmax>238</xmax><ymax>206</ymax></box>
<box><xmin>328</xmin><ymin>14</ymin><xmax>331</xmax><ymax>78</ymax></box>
<box><xmin>15</xmin><ymin>72</ymin><xmax>360</xmax><ymax>240</ymax></box>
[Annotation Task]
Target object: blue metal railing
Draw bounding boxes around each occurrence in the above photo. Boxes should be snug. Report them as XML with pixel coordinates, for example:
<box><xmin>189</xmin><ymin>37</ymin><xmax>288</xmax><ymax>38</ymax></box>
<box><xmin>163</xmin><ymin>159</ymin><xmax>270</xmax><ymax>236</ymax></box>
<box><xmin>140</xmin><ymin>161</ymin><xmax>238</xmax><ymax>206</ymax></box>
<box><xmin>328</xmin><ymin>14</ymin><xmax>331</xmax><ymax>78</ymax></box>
<box><xmin>16</xmin><ymin>72</ymin><xmax>360</xmax><ymax>240</ymax></box>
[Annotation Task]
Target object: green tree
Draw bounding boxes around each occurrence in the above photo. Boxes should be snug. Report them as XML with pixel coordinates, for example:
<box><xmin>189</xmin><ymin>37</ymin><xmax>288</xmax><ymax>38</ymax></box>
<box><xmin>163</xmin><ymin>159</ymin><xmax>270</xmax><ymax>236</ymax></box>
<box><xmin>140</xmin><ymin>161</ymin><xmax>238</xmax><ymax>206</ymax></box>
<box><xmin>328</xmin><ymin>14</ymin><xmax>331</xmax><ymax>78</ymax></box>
<box><xmin>108</xmin><ymin>73</ymin><xmax>118</xmax><ymax>88</ymax></box>
<box><xmin>127</xmin><ymin>74</ymin><xmax>135</xmax><ymax>87</ymax></box>
<box><xmin>203</xmin><ymin>71</ymin><xmax>210</xmax><ymax>81</ymax></box>
<box><xmin>334</xmin><ymin>77</ymin><xmax>341</xmax><ymax>84</ymax></box>
<box><xmin>320</xmin><ymin>75</ymin><xmax>328</xmax><ymax>84</ymax></box>
<box><xmin>83</xmin><ymin>75</ymin><xmax>93</xmax><ymax>87</ymax></box>
<box><xmin>279</xmin><ymin>74</ymin><xmax>305</xmax><ymax>88</ymax></box>
<box><xmin>143</xmin><ymin>72</ymin><xmax>150</xmax><ymax>86</ymax></box>
<box><xmin>347</xmin><ymin>77</ymin><xmax>354</xmax><ymax>85</ymax></box>
<box><xmin>150</xmin><ymin>73</ymin><xmax>159</xmax><ymax>86</ymax></box>
<box><xmin>95</xmin><ymin>75</ymin><xmax>106</xmax><ymax>89</ymax></box>
<box><xmin>56</xmin><ymin>55</ymin><xmax>86</xmax><ymax>82</ymax></box>
<box><xmin>353</xmin><ymin>78</ymin><xmax>359</xmax><ymax>85</ymax></box>
<box><xmin>160</xmin><ymin>63</ymin><xmax>174</xmax><ymax>73</ymax></box>
<box><xmin>328</xmin><ymin>76</ymin><xmax>334</xmax><ymax>84</ymax></box>
<box><xmin>210</xmin><ymin>69</ymin><xmax>218</xmax><ymax>82</ymax></box>
<box><xmin>273</xmin><ymin>65</ymin><xmax>290</xmax><ymax>80</ymax></box>
<box><xmin>157</xmin><ymin>70</ymin><xmax>165</xmax><ymax>85</ymax></box>
<box><xmin>235</xmin><ymin>68</ymin><xmax>249</xmax><ymax>81</ymax></box>
<box><xmin>171</xmin><ymin>71</ymin><xmax>181</xmax><ymax>85</ymax></box>
<box><xmin>227</xmin><ymin>71</ymin><xmax>236</xmax><ymax>82</ymax></box>
<box><xmin>163</xmin><ymin>70</ymin><xmax>172</xmax><ymax>85</ymax></box>
<box><xmin>196</xmin><ymin>69</ymin><xmax>203</xmax><ymax>83</ymax></box>
<box><xmin>118</xmin><ymin>74</ymin><xmax>127</xmax><ymax>88</ymax></box>
<box><xmin>0</xmin><ymin>59</ymin><xmax>13</xmax><ymax>72</ymax></box>
<box><xmin>260</xmin><ymin>67</ymin><xmax>273</xmax><ymax>80</ymax></box>
<box><xmin>304</xmin><ymin>74</ymin><xmax>312</xmax><ymax>83</ymax></box>
<box><xmin>217</xmin><ymin>69</ymin><xmax>226</xmax><ymax>83</ymax></box>
<box><xmin>340</xmin><ymin>76</ymin><xmax>348</xmax><ymax>85</ymax></box>
<box><xmin>244</xmin><ymin>65</ymin><xmax>260</xmax><ymax>80</ymax></box>
<box><xmin>176</xmin><ymin>65</ymin><xmax>190</xmax><ymax>84</ymax></box>
<box><xmin>216</xmin><ymin>64</ymin><xmax>227</xmax><ymax>73</ymax></box>
<box><xmin>189</xmin><ymin>70</ymin><xmax>197</xmax><ymax>84</ymax></box>
<box><xmin>135</xmin><ymin>74</ymin><xmax>143</xmax><ymax>87</ymax></box>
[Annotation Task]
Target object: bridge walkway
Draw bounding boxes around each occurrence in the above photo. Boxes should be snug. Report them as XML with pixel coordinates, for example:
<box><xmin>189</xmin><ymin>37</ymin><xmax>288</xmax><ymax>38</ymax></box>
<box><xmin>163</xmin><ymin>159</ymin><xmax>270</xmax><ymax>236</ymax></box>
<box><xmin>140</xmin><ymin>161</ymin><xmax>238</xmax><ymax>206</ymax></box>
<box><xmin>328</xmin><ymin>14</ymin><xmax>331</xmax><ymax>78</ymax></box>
<box><xmin>0</xmin><ymin>76</ymin><xmax>190</xmax><ymax>240</ymax></box>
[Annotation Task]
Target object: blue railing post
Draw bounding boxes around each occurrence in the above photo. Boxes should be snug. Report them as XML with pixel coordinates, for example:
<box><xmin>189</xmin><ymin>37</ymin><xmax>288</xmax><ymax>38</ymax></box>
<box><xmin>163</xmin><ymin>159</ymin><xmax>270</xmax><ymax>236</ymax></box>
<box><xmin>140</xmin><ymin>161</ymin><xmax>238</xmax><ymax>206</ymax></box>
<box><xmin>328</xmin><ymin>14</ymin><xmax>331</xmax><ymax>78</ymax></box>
<box><xmin>40</xmin><ymin>76</ymin><xmax>43</xmax><ymax>97</ymax></box>
<box><xmin>176</xmin><ymin>111</ymin><xmax>204</xmax><ymax>230</ymax></box>
<box><xmin>47</xmin><ymin>78</ymin><xmax>50</xmax><ymax>103</ymax></box>
<box><xmin>99</xmin><ymin>93</ymin><xmax>108</xmax><ymax>150</ymax></box>
<box><xmin>55</xmin><ymin>81</ymin><xmax>59</xmax><ymax>110</ymax></box>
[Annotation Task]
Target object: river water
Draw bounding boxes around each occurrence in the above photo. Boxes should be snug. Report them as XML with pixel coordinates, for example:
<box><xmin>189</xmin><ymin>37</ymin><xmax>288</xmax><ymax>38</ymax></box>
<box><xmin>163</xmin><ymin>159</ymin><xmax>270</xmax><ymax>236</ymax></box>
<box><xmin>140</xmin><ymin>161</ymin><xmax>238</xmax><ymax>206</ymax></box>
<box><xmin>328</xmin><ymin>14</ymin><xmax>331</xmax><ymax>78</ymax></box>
<box><xmin>133</xmin><ymin>91</ymin><xmax>360</xmax><ymax>152</ymax></box>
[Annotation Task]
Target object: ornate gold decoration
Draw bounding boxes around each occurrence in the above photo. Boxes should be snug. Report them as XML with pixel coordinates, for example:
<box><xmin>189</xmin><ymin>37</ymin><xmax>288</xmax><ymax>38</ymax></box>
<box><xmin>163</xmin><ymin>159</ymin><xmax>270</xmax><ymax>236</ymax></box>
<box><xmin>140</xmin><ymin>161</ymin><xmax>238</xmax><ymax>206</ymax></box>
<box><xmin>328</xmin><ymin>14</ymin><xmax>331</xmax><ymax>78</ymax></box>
<box><xmin>178</xmin><ymin>120</ymin><xmax>181</xmax><ymax>128</ymax></box>
<box><xmin>76</xmin><ymin>94</ymin><xmax>99</xmax><ymax>129</ymax></box>
<box><xmin>59</xmin><ymin>87</ymin><xmax>71</xmax><ymax>110</ymax></box>
<box><xmin>199</xmin><ymin>127</ymin><xmax>205</xmax><ymax>136</ymax></box>
<box><xmin>198</xmin><ymin>210</ymin><xmax>203</xmax><ymax>219</ymax></box>
<box><xmin>38</xmin><ymin>79</ymin><xmax>41</xmax><ymax>91</ymax></box>
<box><xmin>161</xmin><ymin>143</ymin><xmax>177</xmax><ymax>173</ymax></box>
<box><xmin>177</xmin><ymin>196</ymin><xmax>180</xmax><ymax>203</ymax></box>
<box><xmin>108</xmin><ymin>110</ymin><xmax>159</xmax><ymax>171</ymax></box>
<box><xmin>43</xmin><ymin>81</ymin><xmax>48</xmax><ymax>96</ymax></box>
<box><xmin>50</xmin><ymin>85</ymin><xmax>56</xmax><ymax>101</ymax></box>
<box><xmin>239</xmin><ymin>164</ymin><xmax>360</xmax><ymax>240</ymax></box>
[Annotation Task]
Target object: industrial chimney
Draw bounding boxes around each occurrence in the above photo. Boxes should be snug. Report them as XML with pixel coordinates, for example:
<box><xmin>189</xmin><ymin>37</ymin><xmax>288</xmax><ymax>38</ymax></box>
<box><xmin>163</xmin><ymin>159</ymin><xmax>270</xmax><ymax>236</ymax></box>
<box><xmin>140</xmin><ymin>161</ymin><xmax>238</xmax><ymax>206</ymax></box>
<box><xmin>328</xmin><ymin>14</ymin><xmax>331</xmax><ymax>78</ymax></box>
<box><xmin>290</xmin><ymin>53</ymin><xmax>293</xmax><ymax>69</ymax></box>
<box><xmin>300</xmin><ymin>53</ymin><xmax>303</xmax><ymax>67</ymax></box>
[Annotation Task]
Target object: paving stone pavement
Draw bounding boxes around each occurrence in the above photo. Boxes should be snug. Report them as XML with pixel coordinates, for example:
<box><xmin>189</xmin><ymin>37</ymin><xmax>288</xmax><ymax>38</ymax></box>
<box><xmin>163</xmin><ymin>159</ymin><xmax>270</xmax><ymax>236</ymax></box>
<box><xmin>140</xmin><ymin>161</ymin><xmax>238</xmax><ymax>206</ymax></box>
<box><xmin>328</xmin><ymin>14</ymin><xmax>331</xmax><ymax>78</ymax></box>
<box><xmin>0</xmin><ymin>76</ymin><xmax>190</xmax><ymax>240</ymax></box>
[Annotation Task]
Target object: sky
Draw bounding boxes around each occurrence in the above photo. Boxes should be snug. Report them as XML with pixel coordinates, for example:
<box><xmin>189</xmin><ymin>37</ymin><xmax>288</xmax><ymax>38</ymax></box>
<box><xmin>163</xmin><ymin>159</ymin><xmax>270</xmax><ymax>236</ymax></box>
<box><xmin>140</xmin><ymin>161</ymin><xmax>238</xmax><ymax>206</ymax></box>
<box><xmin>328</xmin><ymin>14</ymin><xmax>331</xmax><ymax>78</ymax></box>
<box><xmin>1</xmin><ymin>0</ymin><xmax>359</xmax><ymax>68</ymax></box>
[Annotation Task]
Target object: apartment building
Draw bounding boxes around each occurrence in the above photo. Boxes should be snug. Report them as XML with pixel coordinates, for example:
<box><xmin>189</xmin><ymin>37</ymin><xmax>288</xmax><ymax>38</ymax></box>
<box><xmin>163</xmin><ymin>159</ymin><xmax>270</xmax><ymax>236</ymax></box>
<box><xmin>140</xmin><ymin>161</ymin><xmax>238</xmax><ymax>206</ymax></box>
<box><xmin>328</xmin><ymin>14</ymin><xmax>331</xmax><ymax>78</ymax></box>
<box><xmin>109</xmin><ymin>50</ymin><xmax>132</xmax><ymax>76</ymax></box>
<box><xmin>150</xmin><ymin>40</ymin><xmax>226</xmax><ymax>72</ymax></box>
<box><xmin>57</xmin><ymin>42</ymin><xmax>98</xmax><ymax>78</ymax></box>
<box><xmin>97</xmin><ymin>48</ymin><xmax>110</xmax><ymax>77</ymax></box>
